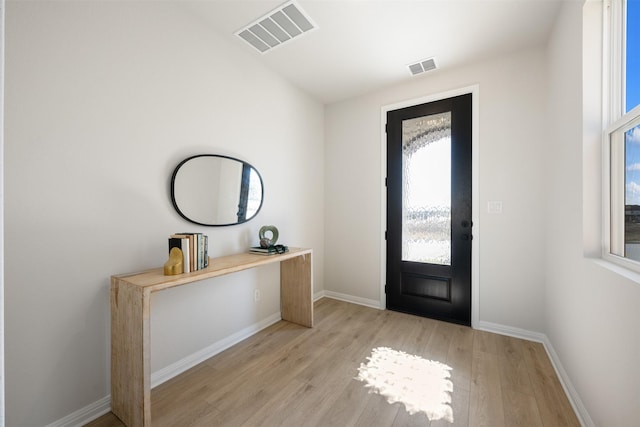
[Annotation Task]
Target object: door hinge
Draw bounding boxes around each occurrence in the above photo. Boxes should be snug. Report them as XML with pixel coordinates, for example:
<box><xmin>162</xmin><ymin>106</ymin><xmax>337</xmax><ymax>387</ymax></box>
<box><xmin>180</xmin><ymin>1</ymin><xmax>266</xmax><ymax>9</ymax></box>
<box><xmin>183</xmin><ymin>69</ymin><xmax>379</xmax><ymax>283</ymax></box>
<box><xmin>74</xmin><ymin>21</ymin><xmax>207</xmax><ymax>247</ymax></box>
<box><xmin>385</xmin><ymin>230</ymin><xmax>388</xmax><ymax>240</ymax></box>
<box><xmin>385</xmin><ymin>284</ymin><xmax>388</xmax><ymax>294</ymax></box>
<box><xmin>385</xmin><ymin>123</ymin><xmax>388</xmax><ymax>133</ymax></box>
<box><xmin>385</xmin><ymin>177</ymin><xmax>388</xmax><ymax>187</ymax></box>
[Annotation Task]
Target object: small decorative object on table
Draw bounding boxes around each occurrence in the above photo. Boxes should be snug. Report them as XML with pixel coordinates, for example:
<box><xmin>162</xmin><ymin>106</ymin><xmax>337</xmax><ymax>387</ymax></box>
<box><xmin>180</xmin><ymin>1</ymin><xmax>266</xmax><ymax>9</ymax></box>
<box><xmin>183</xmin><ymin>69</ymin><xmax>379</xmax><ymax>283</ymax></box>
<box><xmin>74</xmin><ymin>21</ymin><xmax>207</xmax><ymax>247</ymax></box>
<box><xmin>259</xmin><ymin>225</ymin><xmax>279</xmax><ymax>248</ymax></box>
<box><xmin>251</xmin><ymin>225</ymin><xmax>288</xmax><ymax>255</ymax></box>
<box><xmin>164</xmin><ymin>247</ymin><xmax>184</xmax><ymax>275</ymax></box>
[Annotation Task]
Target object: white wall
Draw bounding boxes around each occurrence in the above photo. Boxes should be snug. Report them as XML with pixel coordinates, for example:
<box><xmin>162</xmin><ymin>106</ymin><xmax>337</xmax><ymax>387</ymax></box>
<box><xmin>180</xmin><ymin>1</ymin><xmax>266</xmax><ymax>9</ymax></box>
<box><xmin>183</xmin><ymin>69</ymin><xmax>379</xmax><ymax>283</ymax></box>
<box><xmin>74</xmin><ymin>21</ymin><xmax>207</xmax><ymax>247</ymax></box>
<box><xmin>325</xmin><ymin>48</ymin><xmax>548</xmax><ymax>332</ymax></box>
<box><xmin>0</xmin><ymin>0</ymin><xmax>5</xmax><ymax>424</ymax></box>
<box><xmin>4</xmin><ymin>1</ymin><xmax>324</xmax><ymax>425</ymax></box>
<box><xmin>545</xmin><ymin>2</ymin><xmax>640</xmax><ymax>425</ymax></box>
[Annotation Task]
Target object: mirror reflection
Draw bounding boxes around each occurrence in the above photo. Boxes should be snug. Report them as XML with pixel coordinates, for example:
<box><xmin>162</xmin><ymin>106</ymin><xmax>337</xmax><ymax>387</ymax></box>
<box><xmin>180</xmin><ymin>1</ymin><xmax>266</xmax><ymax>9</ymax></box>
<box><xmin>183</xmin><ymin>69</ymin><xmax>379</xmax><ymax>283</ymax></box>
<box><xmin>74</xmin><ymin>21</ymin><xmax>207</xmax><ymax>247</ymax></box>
<box><xmin>171</xmin><ymin>155</ymin><xmax>263</xmax><ymax>226</ymax></box>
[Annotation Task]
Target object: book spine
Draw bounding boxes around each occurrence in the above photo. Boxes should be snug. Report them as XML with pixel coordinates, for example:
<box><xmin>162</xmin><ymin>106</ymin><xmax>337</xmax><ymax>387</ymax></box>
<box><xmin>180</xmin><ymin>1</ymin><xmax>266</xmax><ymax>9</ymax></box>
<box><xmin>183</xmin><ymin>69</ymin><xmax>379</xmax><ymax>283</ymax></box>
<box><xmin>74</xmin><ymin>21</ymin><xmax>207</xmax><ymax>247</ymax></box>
<box><xmin>204</xmin><ymin>235</ymin><xmax>209</xmax><ymax>268</ymax></box>
<box><xmin>197</xmin><ymin>233</ymin><xmax>202</xmax><ymax>270</ymax></box>
<box><xmin>181</xmin><ymin>238</ymin><xmax>190</xmax><ymax>273</ymax></box>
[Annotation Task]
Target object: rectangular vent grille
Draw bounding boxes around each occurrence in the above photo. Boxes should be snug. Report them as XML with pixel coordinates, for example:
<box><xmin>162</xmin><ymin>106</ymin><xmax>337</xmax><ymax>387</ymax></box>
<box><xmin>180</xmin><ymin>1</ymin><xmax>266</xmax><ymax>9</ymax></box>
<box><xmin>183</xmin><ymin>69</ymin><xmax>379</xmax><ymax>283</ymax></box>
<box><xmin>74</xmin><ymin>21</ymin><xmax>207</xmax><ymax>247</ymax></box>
<box><xmin>408</xmin><ymin>58</ymin><xmax>437</xmax><ymax>75</ymax></box>
<box><xmin>236</xmin><ymin>1</ymin><xmax>317</xmax><ymax>54</ymax></box>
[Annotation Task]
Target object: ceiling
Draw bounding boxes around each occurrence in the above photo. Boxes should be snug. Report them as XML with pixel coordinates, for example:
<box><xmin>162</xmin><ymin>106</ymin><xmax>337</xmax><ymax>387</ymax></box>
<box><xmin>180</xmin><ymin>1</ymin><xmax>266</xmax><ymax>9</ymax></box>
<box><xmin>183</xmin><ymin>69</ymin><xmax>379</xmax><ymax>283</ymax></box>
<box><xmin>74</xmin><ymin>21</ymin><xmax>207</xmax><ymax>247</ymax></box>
<box><xmin>185</xmin><ymin>0</ymin><xmax>563</xmax><ymax>105</ymax></box>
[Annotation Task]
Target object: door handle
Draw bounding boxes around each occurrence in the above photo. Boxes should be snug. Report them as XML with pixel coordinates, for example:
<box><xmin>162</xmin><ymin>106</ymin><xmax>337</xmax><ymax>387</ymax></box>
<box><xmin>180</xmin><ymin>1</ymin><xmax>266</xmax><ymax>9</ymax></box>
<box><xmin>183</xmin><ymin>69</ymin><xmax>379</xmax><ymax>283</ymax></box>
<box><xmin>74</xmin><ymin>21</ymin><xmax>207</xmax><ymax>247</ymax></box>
<box><xmin>461</xmin><ymin>234</ymin><xmax>473</xmax><ymax>241</ymax></box>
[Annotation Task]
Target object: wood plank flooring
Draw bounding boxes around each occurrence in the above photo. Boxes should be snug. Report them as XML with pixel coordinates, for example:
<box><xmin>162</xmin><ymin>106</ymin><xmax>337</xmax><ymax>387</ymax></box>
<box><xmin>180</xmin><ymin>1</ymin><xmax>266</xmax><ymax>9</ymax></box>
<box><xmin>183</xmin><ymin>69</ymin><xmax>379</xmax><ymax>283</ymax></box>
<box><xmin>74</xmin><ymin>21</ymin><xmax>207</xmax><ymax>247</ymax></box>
<box><xmin>87</xmin><ymin>298</ymin><xmax>580</xmax><ymax>427</ymax></box>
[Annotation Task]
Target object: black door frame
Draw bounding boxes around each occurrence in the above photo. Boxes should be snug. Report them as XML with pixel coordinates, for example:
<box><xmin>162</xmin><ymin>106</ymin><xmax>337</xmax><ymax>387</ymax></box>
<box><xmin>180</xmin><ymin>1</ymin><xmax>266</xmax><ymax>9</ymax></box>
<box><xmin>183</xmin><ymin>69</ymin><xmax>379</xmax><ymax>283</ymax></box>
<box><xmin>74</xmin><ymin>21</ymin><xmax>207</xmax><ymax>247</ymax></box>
<box><xmin>380</xmin><ymin>86</ymin><xmax>479</xmax><ymax>327</ymax></box>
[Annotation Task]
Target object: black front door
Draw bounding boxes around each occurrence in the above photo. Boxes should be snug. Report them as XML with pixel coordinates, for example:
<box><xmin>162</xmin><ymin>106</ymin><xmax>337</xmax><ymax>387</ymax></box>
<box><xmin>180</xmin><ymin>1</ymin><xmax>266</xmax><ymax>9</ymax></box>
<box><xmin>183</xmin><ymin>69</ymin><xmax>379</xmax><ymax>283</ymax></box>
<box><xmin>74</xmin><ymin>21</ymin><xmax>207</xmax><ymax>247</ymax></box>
<box><xmin>386</xmin><ymin>93</ymin><xmax>472</xmax><ymax>326</ymax></box>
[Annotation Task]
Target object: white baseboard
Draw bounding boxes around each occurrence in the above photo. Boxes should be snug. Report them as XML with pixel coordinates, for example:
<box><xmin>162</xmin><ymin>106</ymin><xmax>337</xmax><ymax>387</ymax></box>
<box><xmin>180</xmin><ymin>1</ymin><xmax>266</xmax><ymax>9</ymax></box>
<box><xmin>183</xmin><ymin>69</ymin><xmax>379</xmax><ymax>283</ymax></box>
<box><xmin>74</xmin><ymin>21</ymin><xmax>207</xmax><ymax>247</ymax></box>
<box><xmin>476</xmin><ymin>319</ymin><xmax>547</xmax><ymax>343</ymax></box>
<box><xmin>45</xmin><ymin>395</ymin><xmax>111</xmax><ymax>427</ymax></box>
<box><xmin>540</xmin><ymin>335</ymin><xmax>595</xmax><ymax>427</ymax></box>
<box><xmin>321</xmin><ymin>290</ymin><xmax>383</xmax><ymax>309</ymax></box>
<box><xmin>477</xmin><ymin>321</ymin><xmax>594</xmax><ymax>427</ymax></box>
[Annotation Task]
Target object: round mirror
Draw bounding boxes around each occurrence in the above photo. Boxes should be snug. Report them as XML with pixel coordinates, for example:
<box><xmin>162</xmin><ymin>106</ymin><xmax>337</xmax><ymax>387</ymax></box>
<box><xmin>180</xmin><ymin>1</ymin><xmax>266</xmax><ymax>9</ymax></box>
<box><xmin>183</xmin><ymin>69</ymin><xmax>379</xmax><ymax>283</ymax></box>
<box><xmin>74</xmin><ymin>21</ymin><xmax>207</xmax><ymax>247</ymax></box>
<box><xmin>171</xmin><ymin>154</ymin><xmax>264</xmax><ymax>226</ymax></box>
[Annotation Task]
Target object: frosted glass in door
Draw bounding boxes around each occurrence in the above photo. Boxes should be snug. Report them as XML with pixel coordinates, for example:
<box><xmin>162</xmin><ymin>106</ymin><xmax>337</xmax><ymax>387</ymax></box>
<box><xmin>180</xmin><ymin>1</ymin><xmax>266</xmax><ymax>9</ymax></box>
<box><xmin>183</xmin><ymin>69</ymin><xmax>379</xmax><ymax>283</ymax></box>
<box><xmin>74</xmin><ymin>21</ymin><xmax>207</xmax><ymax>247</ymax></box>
<box><xmin>401</xmin><ymin>112</ymin><xmax>451</xmax><ymax>265</ymax></box>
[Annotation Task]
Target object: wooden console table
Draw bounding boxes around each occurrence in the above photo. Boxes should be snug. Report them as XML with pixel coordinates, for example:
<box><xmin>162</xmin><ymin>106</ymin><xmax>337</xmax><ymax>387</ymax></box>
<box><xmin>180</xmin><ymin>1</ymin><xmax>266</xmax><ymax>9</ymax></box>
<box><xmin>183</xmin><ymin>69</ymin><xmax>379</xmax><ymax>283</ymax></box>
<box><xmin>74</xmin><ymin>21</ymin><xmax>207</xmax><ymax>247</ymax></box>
<box><xmin>110</xmin><ymin>247</ymin><xmax>313</xmax><ymax>427</ymax></box>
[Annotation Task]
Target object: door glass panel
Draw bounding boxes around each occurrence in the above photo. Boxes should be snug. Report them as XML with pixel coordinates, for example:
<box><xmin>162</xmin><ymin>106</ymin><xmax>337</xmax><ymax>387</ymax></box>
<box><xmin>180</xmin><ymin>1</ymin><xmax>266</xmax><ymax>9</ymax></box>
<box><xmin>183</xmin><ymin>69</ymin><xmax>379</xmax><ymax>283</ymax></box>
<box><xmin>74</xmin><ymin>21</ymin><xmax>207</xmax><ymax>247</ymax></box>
<box><xmin>402</xmin><ymin>112</ymin><xmax>452</xmax><ymax>265</ymax></box>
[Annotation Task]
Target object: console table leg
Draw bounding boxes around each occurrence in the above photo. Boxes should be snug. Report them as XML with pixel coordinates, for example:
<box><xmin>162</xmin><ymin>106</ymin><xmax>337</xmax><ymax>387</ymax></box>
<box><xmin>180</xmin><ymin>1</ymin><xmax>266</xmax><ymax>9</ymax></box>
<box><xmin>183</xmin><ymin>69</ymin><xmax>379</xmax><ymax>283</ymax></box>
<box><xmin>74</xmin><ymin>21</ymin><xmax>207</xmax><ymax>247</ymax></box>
<box><xmin>280</xmin><ymin>254</ymin><xmax>313</xmax><ymax>327</ymax></box>
<box><xmin>111</xmin><ymin>277</ymin><xmax>151</xmax><ymax>427</ymax></box>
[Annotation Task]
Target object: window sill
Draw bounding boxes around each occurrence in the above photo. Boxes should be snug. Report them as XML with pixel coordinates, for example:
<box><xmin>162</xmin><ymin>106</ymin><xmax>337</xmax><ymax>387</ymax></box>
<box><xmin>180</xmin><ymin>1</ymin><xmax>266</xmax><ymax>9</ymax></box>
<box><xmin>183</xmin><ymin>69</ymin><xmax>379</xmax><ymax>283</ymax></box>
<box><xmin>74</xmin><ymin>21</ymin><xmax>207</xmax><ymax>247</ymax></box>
<box><xmin>590</xmin><ymin>256</ymin><xmax>640</xmax><ymax>284</ymax></box>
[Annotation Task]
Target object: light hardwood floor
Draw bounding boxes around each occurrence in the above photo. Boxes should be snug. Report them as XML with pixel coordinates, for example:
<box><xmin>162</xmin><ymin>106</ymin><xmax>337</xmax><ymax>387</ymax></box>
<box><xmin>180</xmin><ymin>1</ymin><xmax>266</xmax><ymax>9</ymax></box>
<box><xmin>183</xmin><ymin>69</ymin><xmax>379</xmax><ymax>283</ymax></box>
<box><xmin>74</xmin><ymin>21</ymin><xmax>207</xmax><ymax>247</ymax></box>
<box><xmin>87</xmin><ymin>298</ymin><xmax>580</xmax><ymax>427</ymax></box>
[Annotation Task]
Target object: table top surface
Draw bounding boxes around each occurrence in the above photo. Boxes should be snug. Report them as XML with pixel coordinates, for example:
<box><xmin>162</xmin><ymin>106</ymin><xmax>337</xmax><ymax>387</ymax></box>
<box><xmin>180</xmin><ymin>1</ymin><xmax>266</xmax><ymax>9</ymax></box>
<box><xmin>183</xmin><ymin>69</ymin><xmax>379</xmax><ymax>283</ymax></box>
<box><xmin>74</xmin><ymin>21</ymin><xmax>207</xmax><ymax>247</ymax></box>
<box><xmin>111</xmin><ymin>247</ymin><xmax>312</xmax><ymax>292</ymax></box>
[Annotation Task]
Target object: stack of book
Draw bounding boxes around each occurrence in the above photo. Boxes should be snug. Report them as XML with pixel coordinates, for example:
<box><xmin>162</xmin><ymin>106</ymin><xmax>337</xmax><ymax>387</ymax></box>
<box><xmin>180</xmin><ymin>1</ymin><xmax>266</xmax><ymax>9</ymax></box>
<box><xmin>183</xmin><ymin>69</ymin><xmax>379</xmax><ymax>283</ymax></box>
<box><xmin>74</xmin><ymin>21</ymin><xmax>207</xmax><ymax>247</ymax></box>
<box><xmin>168</xmin><ymin>233</ymin><xmax>208</xmax><ymax>273</ymax></box>
<box><xmin>249</xmin><ymin>245</ymin><xmax>289</xmax><ymax>256</ymax></box>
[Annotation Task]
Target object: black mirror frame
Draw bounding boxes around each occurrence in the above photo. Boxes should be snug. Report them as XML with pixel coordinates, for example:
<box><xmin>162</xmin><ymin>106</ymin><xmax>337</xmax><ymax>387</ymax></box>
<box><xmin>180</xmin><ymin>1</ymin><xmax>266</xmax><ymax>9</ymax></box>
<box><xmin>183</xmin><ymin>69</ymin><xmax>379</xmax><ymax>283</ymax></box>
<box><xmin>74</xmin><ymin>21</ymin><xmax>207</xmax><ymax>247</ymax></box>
<box><xmin>170</xmin><ymin>154</ymin><xmax>264</xmax><ymax>227</ymax></box>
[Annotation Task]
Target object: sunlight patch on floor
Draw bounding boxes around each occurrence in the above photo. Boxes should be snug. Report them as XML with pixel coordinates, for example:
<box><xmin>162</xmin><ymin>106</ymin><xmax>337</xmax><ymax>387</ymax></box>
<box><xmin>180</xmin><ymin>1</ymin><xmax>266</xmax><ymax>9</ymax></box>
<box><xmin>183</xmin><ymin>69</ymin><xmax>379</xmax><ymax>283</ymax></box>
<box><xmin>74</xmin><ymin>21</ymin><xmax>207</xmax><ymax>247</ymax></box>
<box><xmin>355</xmin><ymin>347</ymin><xmax>454</xmax><ymax>423</ymax></box>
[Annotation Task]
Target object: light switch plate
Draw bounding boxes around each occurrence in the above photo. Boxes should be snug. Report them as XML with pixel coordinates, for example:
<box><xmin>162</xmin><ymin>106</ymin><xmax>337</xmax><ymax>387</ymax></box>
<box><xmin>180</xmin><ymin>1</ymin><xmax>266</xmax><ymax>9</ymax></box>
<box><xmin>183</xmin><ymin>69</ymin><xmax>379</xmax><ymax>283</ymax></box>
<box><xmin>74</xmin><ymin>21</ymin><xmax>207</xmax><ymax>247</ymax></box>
<box><xmin>487</xmin><ymin>201</ymin><xmax>503</xmax><ymax>214</ymax></box>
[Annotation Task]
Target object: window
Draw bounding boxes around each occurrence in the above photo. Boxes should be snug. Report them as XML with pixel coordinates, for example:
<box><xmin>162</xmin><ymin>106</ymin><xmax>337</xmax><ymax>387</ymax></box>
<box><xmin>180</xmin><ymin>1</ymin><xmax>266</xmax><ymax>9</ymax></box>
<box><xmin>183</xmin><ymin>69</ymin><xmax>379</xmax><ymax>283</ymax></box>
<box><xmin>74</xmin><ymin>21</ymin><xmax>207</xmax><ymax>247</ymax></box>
<box><xmin>605</xmin><ymin>0</ymin><xmax>640</xmax><ymax>269</ymax></box>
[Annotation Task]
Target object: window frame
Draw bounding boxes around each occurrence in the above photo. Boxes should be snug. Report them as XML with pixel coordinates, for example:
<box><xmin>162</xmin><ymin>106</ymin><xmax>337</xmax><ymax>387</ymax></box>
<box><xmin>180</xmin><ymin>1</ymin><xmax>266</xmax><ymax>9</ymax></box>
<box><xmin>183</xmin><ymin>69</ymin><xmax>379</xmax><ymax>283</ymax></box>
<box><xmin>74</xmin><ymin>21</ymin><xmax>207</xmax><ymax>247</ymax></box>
<box><xmin>602</xmin><ymin>0</ymin><xmax>640</xmax><ymax>271</ymax></box>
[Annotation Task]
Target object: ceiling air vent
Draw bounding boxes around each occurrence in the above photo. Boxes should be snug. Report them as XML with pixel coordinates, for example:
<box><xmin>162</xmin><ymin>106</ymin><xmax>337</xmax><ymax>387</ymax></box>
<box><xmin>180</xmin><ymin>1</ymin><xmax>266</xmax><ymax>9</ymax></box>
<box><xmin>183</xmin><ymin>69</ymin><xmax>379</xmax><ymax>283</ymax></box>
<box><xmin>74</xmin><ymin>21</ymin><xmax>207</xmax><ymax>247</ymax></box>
<box><xmin>236</xmin><ymin>1</ymin><xmax>317</xmax><ymax>54</ymax></box>
<box><xmin>408</xmin><ymin>58</ymin><xmax>437</xmax><ymax>76</ymax></box>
